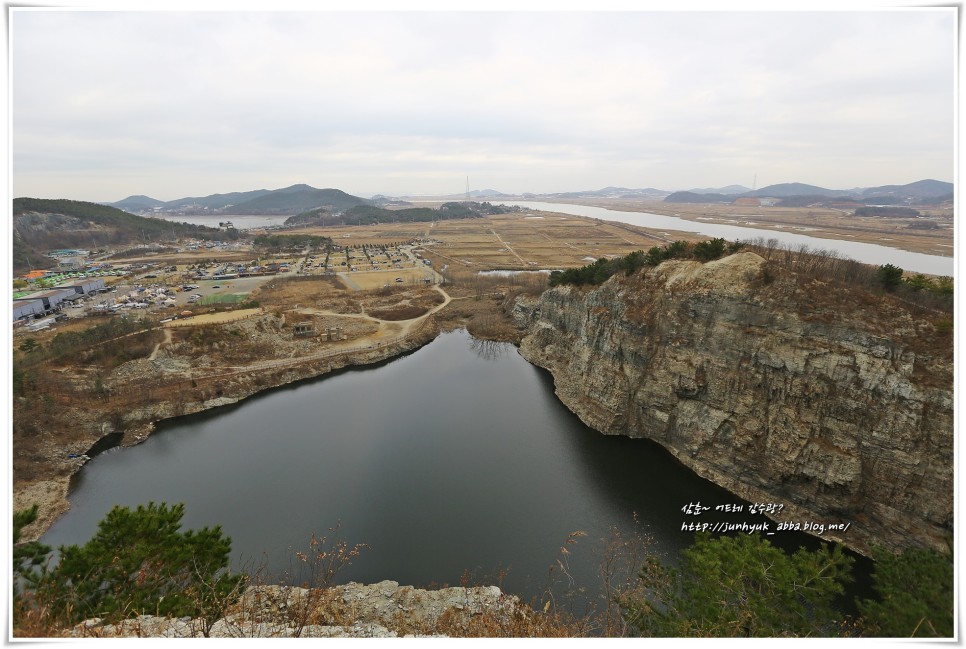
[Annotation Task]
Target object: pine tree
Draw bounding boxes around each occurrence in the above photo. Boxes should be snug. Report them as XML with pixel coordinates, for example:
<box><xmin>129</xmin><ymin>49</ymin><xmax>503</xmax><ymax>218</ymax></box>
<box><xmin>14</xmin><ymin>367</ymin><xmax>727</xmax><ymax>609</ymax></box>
<box><xmin>858</xmin><ymin>545</ymin><xmax>953</xmax><ymax>637</ymax></box>
<box><xmin>37</xmin><ymin>502</ymin><xmax>245</xmax><ymax>626</ymax></box>
<box><xmin>622</xmin><ymin>533</ymin><xmax>853</xmax><ymax>637</ymax></box>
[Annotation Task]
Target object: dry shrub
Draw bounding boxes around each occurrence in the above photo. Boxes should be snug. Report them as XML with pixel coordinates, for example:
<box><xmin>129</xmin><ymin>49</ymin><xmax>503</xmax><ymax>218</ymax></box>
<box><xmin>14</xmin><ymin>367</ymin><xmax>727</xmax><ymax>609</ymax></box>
<box><xmin>368</xmin><ymin>304</ymin><xmax>428</xmax><ymax>320</ymax></box>
<box><xmin>430</xmin><ymin>598</ymin><xmax>588</xmax><ymax>638</ymax></box>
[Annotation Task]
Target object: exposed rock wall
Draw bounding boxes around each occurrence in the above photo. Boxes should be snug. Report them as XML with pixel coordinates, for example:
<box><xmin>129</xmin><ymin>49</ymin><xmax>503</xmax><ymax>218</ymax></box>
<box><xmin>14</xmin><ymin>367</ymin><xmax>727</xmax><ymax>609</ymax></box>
<box><xmin>514</xmin><ymin>252</ymin><xmax>952</xmax><ymax>555</ymax></box>
<box><xmin>66</xmin><ymin>581</ymin><xmax>519</xmax><ymax>638</ymax></box>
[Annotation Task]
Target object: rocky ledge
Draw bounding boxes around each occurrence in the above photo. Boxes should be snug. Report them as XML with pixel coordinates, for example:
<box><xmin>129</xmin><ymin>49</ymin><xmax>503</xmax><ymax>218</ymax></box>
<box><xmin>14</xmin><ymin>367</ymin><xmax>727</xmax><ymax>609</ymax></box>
<box><xmin>67</xmin><ymin>581</ymin><xmax>521</xmax><ymax>638</ymax></box>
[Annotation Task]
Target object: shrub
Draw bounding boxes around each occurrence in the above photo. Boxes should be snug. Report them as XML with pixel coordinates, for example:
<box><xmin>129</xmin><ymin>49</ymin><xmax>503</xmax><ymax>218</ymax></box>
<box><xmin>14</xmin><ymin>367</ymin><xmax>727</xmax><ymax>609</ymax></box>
<box><xmin>876</xmin><ymin>264</ymin><xmax>904</xmax><ymax>291</ymax></box>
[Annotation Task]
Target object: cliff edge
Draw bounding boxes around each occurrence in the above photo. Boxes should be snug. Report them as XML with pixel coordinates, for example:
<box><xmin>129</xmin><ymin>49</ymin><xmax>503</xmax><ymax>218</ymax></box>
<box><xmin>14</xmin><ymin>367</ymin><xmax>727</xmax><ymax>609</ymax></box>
<box><xmin>514</xmin><ymin>252</ymin><xmax>952</xmax><ymax>555</ymax></box>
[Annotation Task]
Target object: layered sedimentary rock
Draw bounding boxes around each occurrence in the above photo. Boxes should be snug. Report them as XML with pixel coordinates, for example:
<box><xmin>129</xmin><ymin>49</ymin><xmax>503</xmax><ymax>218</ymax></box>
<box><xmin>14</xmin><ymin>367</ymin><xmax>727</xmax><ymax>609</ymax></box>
<box><xmin>514</xmin><ymin>252</ymin><xmax>952</xmax><ymax>554</ymax></box>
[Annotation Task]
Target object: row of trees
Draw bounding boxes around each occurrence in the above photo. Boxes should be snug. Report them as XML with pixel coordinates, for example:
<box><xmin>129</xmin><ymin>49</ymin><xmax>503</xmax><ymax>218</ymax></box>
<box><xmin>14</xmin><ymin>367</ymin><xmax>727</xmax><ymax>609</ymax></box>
<box><xmin>548</xmin><ymin>238</ymin><xmax>743</xmax><ymax>287</ymax></box>
<box><xmin>13</xmin><ymin>502</ymin><xmax>953</xmax><ymax>638</ymax></box>
<box><xmin>252</xmin><ymin>234</ymin><xmax>333</xmax><ymax>254</ymax></box>
<box><xmin>878</xmin><ymin>262</ymin><xmax>954</xmax><ymax>297</ymax></box>
<box><xmin>546</xmin><ymin>237</ymin><xmax>953</xmax><ymax>316</ymax></box>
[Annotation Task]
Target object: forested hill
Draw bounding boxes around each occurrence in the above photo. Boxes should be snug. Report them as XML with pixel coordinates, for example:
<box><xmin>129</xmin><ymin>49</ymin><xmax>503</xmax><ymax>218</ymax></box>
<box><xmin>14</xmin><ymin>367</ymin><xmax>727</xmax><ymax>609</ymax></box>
<box><xmin>284</xmin><ymin>201</ymin><xmax>517</xmax><ymax>227</ymax></box>
<box><xmin>222</xmin><ymin>186</ymin><xmax>370</xmax><ymax>214</ymax></box>
<box><xmin>12</xmin><ymin>198</ymin><xmax>222</xmax><ymax>275</ymax></box>
<box><xmin>108</xmin><ymin>184</ymin><xmax>372</xmax><ymax>215</ymax></box>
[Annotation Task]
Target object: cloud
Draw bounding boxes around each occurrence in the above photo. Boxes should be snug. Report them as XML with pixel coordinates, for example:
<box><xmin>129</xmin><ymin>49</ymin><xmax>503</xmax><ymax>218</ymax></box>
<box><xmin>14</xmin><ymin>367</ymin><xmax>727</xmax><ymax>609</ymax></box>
<box><xmin>11</xmin><ymin>9</ymin><xmax>954</xmax><ymax>199</ymax></box>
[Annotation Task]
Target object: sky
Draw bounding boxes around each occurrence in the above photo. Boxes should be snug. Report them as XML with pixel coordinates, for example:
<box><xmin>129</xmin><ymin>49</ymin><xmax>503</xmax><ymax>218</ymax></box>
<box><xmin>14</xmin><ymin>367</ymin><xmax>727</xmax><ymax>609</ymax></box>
<box><xmin>9</xmin><ymin>5</ymin><xmax>957</xmax><ymax>202</ymax></box>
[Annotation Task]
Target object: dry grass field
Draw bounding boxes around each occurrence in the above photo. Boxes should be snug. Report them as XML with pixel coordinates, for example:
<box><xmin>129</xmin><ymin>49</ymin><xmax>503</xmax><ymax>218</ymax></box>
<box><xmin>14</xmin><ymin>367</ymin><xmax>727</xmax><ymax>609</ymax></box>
<box><xmin>340</xmin><ymin>267</ymin><xmax>436</xmax><ymax>290</ymax></box>
<box><xmin>282</xmin><ymin>211</ymin><xmax>705</xmax><ymax>271</ymax></box>
<box><xmin>417</xmin><ymin>213</ymin><xmax>703</xmax><ymax>270</ymax></box>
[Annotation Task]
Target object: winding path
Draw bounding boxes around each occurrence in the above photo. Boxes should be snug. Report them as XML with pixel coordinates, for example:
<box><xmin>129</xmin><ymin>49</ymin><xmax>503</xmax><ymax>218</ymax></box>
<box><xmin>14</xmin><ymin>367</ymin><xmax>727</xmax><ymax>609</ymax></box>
<box><xmin>206</xmin><ymin>285</ymin><xmax>454</xmax><ymax>377</ymax></box>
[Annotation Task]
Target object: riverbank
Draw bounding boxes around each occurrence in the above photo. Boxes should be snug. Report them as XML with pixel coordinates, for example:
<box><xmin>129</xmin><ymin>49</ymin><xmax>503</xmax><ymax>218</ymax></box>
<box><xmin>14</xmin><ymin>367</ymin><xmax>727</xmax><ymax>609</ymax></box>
<box><xmin>535</xmin><ymin>197</ymin><xmax>954</xmax><ymax>260</ymax></box>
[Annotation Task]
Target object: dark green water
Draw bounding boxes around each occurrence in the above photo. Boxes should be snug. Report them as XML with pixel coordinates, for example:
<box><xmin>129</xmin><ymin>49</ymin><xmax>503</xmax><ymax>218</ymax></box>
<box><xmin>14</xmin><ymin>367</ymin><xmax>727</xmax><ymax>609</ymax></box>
<box><xmin>42</xmin><ymin>329</ymin><xmax>862</xmax><ymax>608</ymax></box>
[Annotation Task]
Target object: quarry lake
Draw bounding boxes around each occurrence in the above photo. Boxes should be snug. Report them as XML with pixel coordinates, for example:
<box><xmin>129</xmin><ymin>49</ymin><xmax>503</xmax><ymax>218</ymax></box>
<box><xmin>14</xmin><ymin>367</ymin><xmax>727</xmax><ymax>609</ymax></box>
<box><xmin>42</xmin><ymin>329</ymin><xmax>844</xmax><ymax>606</ymax></box>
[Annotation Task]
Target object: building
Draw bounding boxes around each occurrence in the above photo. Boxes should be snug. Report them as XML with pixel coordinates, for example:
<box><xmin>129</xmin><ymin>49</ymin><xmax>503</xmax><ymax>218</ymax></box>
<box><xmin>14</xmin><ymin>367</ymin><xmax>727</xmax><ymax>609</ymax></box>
<box><xmin>12</xmin><ymin>299</ymin><xmax>46</xmax><ymax>321</ymax></box>
<box><xmin>732</xmin><ymin>197</ymin><xmax>761</xmax><ymax>207</ymax></box>
<box><xmin>23</xmin><ymin>289</ymin><xmax>74</xmax><ymax>312</ymax></box>
<box><xmin>57</xmin><ymin>277</ymin><xmax>107</xmax><ymax>295</ymax></box>
<box><xmin>10</xmin><ymin>279</ymin><xmax>105</xmax><ymax>321</ymax></box>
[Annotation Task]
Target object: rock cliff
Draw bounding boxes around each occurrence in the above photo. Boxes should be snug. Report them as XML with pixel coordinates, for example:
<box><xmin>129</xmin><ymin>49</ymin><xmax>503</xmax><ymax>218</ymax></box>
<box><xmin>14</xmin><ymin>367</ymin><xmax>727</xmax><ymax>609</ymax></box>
<box><xmin>514</xmin><ymin>252</ymin><xmax>952</xmax><ymax>555</ymax></box>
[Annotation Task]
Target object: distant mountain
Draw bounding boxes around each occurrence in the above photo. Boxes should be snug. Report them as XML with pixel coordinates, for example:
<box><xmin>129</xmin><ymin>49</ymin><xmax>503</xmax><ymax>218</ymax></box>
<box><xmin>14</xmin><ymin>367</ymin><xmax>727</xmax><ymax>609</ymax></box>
<box><xmin>740</xmin><ymin>179</ymin><xmax>952</xmax><ymax>201</ymax></box>
<box><xmin>539</xmin><ymin>186</ymin><xmax>671</xmax><ymax>200</ymax></box>
<box><xmin>914</xmin><ymin>192</ymin><xmax>953</xmax><ymax>205</ymax></box>
<box><xmin>687</xmin><ymin>185</ymin><xmax>751</xmax><ymax>195</ymax></box>
<box><xmin>664</xmin><ymin>191</ymin><xmax>731</xmax><ymax>204</ymax></box>
<box><xmin>110</xmin><ymin>195</ymin><xmax>166</xmax><ymax>211</ymax></box>
<box><xmin>227</xmin><ymin>187</ymin><xmax>371</xmax><ymax>214</ymax></box>
<box><xmin>370</xmin><ymin>195</ymin><xmax>414</xmax><ymax>207</ymax></box>
<box><xmin>743</xmin><ymin>183</ymin><xmax>850</xmax><ymax>198</ymax></box>
<box><xmin>858</xmin><ymin>179</ymin><xmax>953</xmax><ymax>200</ymax></box>
<box><xmin>109</xmin><ymin>184</ymin><xmax>372</xmax><ymax>215</ymax></box>
<box><xmin>162</xmin><ymin>189</ymin><xmax>274</xmax><ymax>210</ymax></box>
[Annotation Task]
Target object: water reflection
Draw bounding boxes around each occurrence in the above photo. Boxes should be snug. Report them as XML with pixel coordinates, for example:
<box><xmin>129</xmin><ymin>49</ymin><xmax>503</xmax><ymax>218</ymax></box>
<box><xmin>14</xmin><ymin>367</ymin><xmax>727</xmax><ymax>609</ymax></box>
<box><xmin>468</xmin><ymin>337</ymin><xmax>511</xmax><ymax>361</ymax></box>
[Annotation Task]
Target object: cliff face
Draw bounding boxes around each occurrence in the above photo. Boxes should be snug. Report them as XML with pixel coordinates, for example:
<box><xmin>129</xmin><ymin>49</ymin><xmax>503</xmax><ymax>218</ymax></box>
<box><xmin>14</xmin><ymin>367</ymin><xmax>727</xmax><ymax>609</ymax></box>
<box><xmin>514</xmin><ymin>252</ymin><xmax>952</xmax><ymax>555</ymax></box>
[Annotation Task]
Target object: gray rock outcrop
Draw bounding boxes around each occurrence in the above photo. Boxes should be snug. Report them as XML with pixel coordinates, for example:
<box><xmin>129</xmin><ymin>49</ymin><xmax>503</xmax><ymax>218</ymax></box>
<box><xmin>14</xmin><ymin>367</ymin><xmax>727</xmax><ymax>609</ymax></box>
<box><xmin>67</xmin><ymin>581</ymin><xmax>520</xmax><ymax>638</ymax></box>
<box><xmin>514</xmin><ymin>252</ymin><xmax>952</xmax><ymax>554</ymax></box>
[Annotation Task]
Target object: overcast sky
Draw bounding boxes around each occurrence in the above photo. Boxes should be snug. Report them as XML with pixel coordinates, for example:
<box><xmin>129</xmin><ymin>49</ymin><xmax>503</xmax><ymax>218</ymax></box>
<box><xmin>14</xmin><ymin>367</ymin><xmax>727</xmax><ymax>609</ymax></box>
<box><xmin>10</xmin><ymin>7</ymin><xmax>955</xmax><ymax>201</ymax></box>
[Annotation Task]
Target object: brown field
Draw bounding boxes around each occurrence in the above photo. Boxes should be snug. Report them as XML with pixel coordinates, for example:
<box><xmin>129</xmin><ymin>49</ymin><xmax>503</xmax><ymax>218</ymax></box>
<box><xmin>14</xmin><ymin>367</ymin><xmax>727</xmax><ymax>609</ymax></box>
<box><xmin>289</xmin><ymin>213</ymin><xmax>705</xmax><ymax>272</ymax></box>
<box><xmin>340</xmin><ymin>267</ymin><xmax>436</xmax><ymax>290</ymax></box>
<box><xmin>419</xmin><ymin>213</ymin><xmax>705</xmax><ymax>270</ymax></box>
<box><xmin>164</xmin><ymin>308</ymin><xmax>263</xmax><ymax>327</ymax></box>
<box><xmin>547</xmin><ymin>197</ymin><xmax>954</xmax><ymax>258</ymax></box>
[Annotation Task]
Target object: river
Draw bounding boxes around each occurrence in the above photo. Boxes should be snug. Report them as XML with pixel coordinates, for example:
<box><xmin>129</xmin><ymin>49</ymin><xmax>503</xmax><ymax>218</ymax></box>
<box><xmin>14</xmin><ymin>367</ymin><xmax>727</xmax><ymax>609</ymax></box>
<box><xmin>41</xmin><ymin>330</ymin><xmax>863</xmax><ymax>609</ymax></box>
<box><xmin>506</xmin><ymin>201</ymin><xmax>954</xmax><ymax>276</ymax></box>
<box><xmin>151</xmin><ymin>203</ymin><xmax>953</xmax><ymax>276</ymax></box>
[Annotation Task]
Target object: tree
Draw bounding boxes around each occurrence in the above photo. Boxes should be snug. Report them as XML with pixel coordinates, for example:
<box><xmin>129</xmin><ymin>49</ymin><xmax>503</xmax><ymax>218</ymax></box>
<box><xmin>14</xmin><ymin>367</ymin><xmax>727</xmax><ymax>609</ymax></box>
<box><xmin>858</xmin><ymin>545</ymin><xmax>953</xmax><ymax>637</ymax></box>
<box><xmin>692</xmin><ymin>238</ymin><xmax>727</xmax><ymax>262</ymax></box>
<box><xmin>621</xmin><ymin>533</ymin><xmax>853</xmax><ymax>637</ymax></box>
<box><xmin>36</xmin><ymin>502</ymin><xmax>245</xmax><ymax>627</ymax></box>
<box><xmin>877</xmin><ymin>264</ymin><xmax>904</xmax><ymax>291</ymax></box>
<box><xmin>18</xmin><ymin>338</ymin><xmax>40</xmax><ymax>353</ymax></box>
<box><xmin>13</xmin><ymin>505</ymin><xmax>51</xmax><ymax>600</ymax></box>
